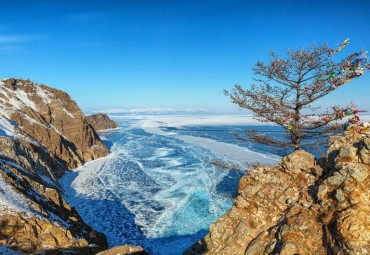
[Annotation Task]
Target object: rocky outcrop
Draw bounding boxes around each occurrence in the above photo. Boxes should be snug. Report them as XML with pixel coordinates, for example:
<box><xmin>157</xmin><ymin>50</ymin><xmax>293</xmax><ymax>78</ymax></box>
<box><xmin>86</xmin><ymin>113</ymin><xmax>118</xmax><ymax>131</ymax></box>
<box><xmin>0</xmin><ymin>153</ymin><xmax>107</xmax><ymax>254</ymax></box>
<box><xmin>0</xmin><ymin>78</ymin><xmax>108</xmax><ymax>172</ymax></box>
<box><xmin>185</xmin><ymin>124</ymin><xmax>370</xmax><ymax>255</ymax></box>
<box><xmin>0</xmin><ymin>78</ymin><xmax>109</xmax><ymax>254</ymax></box>
<box><xmin>96</xmin><ymin>245</ymin><xmax>147</xmax><ymax>255</ymax></box>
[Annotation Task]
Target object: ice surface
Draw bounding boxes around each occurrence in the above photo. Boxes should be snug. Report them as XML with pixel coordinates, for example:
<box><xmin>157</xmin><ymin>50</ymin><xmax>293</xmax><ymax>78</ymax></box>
<box><xmin>60</xmin><ymin>116</ymin><xmax>280</xmax><ymax>255</ymax></box>
<box><xmin>128</xmin><ymin>114</ymin><xmax>272</xmax><ymax>128</ymax></box>
<box><xmin>131</xmin><ymin>115</ymin><xmax>280</xmax><ymax>165</ymax></box>
<box><xmin>61</xmin><ymin>129</ymin><xmax>237</xmax><ymax>253</ymax></box>
<box><xmin>0</xmin><ymin>246</ymin><xmax>25</xmax><ymax>255</ymax></box>
<box><xmin>175</xmin><ymin>135</ymin><xmax>279</xmax><ymax>165</ymax></box>
<box><xmin>88</xmin><ymin>108</ymin><xmax>207</xmax><ymax>115</ymax></box>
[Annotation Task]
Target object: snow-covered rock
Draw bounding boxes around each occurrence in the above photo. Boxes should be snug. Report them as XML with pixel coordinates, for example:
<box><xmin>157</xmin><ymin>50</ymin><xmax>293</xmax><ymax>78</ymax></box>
<box><xmin>0</xmin><ymin>78</ymin><xmax>108</xmax><ymax>172</ymax></box>
<box><xmin>0</xmin><ymin>78</ymin><xmax>109</xmax><ymax>254</ymax></box>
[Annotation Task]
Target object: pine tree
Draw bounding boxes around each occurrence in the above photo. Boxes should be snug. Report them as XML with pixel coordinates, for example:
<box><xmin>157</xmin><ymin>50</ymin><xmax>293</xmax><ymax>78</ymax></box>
<box><xmin>225</xmin><ymin>40</ymin><xmax>369</xmax><ymax>150</ymax></box>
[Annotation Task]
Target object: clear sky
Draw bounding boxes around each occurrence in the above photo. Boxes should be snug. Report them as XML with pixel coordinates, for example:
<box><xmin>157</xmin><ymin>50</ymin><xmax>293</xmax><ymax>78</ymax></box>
<box><xmin>1</xmin><ymin>0</ymin><xmax>370</xmax><ymax>113</ymax></box>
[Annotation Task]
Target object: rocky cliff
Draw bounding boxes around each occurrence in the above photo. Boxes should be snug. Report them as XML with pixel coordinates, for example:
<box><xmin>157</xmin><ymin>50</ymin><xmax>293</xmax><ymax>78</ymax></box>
<box><xmin>0</xmin><ymin>78</ymin><xmax>109</xmax><ymax>254</ymax></box>
<box><xmin>86</xmin><ymin>113</ymin><xmax>118</xmax><ymax>131</ymax></box>
<box><xmin>185</xmin><ymin>124</ymin><xmax>370</xmax><ymax>255</ymax></box>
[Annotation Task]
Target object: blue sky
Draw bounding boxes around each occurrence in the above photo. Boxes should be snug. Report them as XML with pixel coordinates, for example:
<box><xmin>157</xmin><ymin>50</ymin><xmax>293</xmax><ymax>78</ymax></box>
<box><xmin>0</xmin><ymin>0</ymin><xmax>370</xmax><ymax>113</ymax></box>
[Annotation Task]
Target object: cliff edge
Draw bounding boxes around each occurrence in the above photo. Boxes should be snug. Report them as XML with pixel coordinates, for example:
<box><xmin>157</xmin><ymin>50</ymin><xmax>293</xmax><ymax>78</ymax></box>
<box><xmin>185</xmin><ymin>124</ymin><xmax>370</xmax><ymax>255</ymax></box>
<box><xmin>0</xmin><ymin>78</ymin><xmax>109</xmax><ymax>254</ymax></box>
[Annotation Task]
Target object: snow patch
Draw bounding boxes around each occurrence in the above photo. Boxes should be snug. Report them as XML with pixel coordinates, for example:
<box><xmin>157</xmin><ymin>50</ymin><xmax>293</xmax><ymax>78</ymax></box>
<box><xmin>0</xmin><ymin>113</ymin><xmax>44</xmax><ymax>146</ymax></box>
<box><xmin>0</xmin><ymin>172</ymin><xmax>35</xmax><ymax>216</ymax></box>
<box><xmin>35</xmin><ymin>85</ymin><xmax>53</xmax><ymax>104</ymax></box>
<box><xmin>1</xmin><ymin>86</ymin><xmax>38</xmax><ymax>112</ymax></box>
<box><xmin>0</xmin><ymin>115</ymin><xmax>15</xmax><ymax>137</ymax></box>
<box><xmin>62</xmin><ymin>107</ymin><xmax>75</xmax><ymax>118</ymax></box>
<box><xmin>0</xmin><ymin>80</ymin><xmax>38</xmax><ymax>138</ymax></box>
<box><xmin>0</xmin><ymin>161</ymin><xmax>69</xmax><ymax>228</ymax></box>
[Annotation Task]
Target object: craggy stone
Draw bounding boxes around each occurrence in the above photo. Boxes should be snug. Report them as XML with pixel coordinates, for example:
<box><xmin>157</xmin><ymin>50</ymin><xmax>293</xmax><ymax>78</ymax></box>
<box><xmin>281</xmin><ymin>150</ymin><xmax>315</xmax><ymax>174</ymax></box>
<box><xmin>338</xmin><ymin>144</ymin><xmax>357</xmax><ymax>161</ymax></box>
<box><xmin>363</xmin><ymin>137</ymin><xmax>370</xmax><ymax>150</ymax></box>
<box><xmin>1</xmin><ymin>78</ymin><xmax>108</xmax><ymax>173</ymax></box>
<box><xmin>0</xmin><ymin>79</ymin><xmax>109</xmax><ymax>254</ymax></box>
<box><xmin>86</xmin><ymin>113</ymin><xmax>119</xmax><ymax>131</ymax></box>
<box><xmin>185</xmin><ymin>125</ymin><xmax>370</xmax><ymax>255</ymax></box>
<box><xmin>342</xmin><ymin>163</ymin><xmax>369</xmax><ymax>182</ymax></box>
<box><xmin>327</xmin><ymin>172</ymin><xmax>346</xmax><ymax>186</ymax></box>
<box><xmin>335</xmin><ymin>189</ymin><xmax>346</xmax><ymax>203</ymax></box>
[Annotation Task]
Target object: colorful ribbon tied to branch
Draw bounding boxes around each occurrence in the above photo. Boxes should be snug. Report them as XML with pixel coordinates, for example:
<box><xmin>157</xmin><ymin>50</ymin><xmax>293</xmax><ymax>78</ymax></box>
<box><xmin>348</xmin><ymin>115</ymin><xmax>360</xmax><ymax>124</ymax></box>
<box><xmin>323</xmin><ymin>103</ymin><xmax>366</xmax><ymax>122</ymax></box>
<box><xmin>328</xmin><ymin>49</ymin><xmax>369</xmax><ymax>88</ymax></box>
<box><xmin>327</xmin><ymin>72</ymin><xmax>337</xmax><ymax>80</ymax></box>
<box><xmin>350</xmin><ymin>51</ymin><xmax>368</xmax><ymax>76</ymax></box>
<box><xmin>336</xmin><ymin>38</ymin><xmax>349</xmax><ymax>52</ymax></box>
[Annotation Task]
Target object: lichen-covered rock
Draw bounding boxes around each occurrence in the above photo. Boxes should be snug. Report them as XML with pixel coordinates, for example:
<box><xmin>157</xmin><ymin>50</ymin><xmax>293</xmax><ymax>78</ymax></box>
<box><xmin>185</xmin><ymin>124</ymin><xmax>370</xmax><ymax>255</ymax></box>
<box><xmin>86</xmin><ymin>113</ymin><xmax>119</xmax><ymax>131</ymax></box>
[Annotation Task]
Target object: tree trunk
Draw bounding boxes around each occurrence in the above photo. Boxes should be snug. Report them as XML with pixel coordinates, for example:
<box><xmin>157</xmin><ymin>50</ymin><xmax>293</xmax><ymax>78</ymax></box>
<box><xmin>294</xmin><ymin>80</ymin><xmax>302</xmax><ymax>150</ymax></box>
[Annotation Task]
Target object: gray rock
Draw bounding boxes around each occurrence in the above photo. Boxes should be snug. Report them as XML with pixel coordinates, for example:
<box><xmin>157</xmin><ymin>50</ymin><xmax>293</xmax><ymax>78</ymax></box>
<box><xmin>335</xmin><ymin>189</ymin><xmax>346</xmax><ymax>203</ymax></box>
<box><xmin>346</xmin><ymin>164</ymin><xmax>368</xmax><ymax>182</ymax></box>
<box><xmin>363</xmin><ymin>138</ymin><xmax>370</xmax><ymax>150</ymax></box>
<box><xmin>338</xmin><ymin>144</ymin><xmax>357</xmax><ymax>160</ymax></box>
<box><xmin>327</xmin><ymin>172</ymin><xmax>346</xmax><ymax>186</ymax></box>
<box><xmin>317</xmin><ymin>185</ymin><xmax>329</xmax><ymax>200</ymax></box>
<box><xmin>281</xmin><ymin>150</ymin><xmax>315</xmax><ymax>174</ymax></box>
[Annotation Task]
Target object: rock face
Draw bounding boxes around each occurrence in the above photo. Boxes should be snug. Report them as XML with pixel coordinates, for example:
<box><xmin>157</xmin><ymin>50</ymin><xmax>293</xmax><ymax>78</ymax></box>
<box><xmin>185</xmin><ymin>124</ymin><xmax>370</xmax><ymax>255</ymax></box>
<box><xmin>96</xmin><ymin>245</ymin><xmax>147</xmax><ymax>255</ymax></box>
<box><xmin>0</xmin><ymin>78</ymin><xmax>109</xmax><ymax>254</ymax></box>
<box><xmin>86</xmin><ymin>113</ymin><xmax>118</xmax><ymax>131</ymax></box>
<box><xmin>0</xmin><ymin>78</ymin><xmax>108</xmax><ymax>173</ymax></box>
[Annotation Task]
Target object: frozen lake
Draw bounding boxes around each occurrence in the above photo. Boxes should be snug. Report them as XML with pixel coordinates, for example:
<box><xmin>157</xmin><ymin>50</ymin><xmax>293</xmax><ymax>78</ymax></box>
<box><xmin>60</xmin><ymin>115</ymin><xmax>280</xmax><ymax>255</ymax></box>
